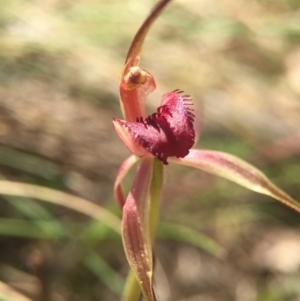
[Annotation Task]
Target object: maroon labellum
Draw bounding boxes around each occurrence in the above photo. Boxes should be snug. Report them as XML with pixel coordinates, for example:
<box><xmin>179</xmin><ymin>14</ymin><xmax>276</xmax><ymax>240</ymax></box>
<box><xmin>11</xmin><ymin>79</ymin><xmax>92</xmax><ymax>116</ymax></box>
<box><xmin>113</xmin><ymin>89</ymin><xmax>195</xmax><ymax>164</ymax></box>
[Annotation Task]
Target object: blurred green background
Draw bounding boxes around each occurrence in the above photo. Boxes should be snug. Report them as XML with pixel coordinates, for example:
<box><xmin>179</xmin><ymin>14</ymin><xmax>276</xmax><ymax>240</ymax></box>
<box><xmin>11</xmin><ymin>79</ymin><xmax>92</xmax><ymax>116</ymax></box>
<box><xmin>0</xmin><ymin>0</ymin><xmax>300</xmax><ymax>300</ymax></box>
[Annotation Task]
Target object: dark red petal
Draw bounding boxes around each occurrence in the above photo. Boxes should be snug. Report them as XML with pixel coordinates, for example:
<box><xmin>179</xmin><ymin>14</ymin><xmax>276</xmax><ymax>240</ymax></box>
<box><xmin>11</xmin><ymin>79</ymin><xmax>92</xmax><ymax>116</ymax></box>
<box><xmin>114</xmin><ymin>90</ymin><xmax>195</xmax><ymax>165</ymax></box>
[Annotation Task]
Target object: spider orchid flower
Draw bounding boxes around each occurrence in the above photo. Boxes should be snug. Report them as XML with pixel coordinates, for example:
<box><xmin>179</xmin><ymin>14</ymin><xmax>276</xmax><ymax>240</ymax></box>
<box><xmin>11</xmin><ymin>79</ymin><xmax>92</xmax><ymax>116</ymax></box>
<box><xmin>113</xmin><ymin>1</ymin><xmax>300</xmax><ymax>301</ymax></box>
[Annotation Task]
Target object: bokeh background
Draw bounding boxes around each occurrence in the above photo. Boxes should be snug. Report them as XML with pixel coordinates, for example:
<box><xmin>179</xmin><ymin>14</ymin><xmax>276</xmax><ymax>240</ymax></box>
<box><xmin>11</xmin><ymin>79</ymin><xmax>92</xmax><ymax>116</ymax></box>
<box><xmin>0</xmin><ymin>0</ymin><xmax>300</xmax><ymax>300</ymax></box>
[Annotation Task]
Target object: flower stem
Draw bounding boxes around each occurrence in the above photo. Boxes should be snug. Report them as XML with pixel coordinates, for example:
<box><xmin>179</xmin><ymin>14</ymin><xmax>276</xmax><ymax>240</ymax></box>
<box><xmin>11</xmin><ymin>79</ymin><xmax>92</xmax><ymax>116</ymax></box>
<box><xmin>122</xmin><ymin>270</ymin><xmax>141</xmax><ymax>301</ymax></box>
<box><xmin>149</xmin><ymin>159</ymin><xmax>164</xmax><ymax>240</ymax></box>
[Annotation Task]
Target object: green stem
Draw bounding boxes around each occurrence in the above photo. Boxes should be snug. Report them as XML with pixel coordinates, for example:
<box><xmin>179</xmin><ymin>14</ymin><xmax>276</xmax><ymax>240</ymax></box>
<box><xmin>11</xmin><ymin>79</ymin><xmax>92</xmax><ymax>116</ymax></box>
<box><xmin>149</xmin><ymin>159</ymin><xmax>164</xmax><ymax>240</ymax></box>
<box><xmin>123</xmin><ymin>271</ymin><xmax>142</xmax><ymax>301</ymax></box>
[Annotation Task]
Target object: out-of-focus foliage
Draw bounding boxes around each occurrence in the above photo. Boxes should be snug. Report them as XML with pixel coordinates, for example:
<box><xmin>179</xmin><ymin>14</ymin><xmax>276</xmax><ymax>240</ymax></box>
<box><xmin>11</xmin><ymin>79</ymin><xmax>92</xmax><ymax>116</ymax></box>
<box><xmin>0</xmin><ymin>0</ymin><xmax>299</xmax><ymax>300</ymax></box>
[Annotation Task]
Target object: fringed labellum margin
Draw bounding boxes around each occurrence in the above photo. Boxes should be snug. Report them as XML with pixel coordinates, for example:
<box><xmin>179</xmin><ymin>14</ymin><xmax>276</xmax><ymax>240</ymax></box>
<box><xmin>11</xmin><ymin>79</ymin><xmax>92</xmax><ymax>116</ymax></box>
<box><xmin>113</xmin><ymin>89</ymin><xmax>196</xmax><ymax>164</ymax></box>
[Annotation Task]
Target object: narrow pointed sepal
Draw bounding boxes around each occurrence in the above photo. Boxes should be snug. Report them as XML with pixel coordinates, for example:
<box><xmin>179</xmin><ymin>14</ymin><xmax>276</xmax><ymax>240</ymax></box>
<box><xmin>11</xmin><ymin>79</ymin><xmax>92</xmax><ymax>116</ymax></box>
<box><xmin>170</xmin><ymin>149</ymin><xmax>300</xmax><ymax>213</ymax></box>
<box><xmin>118</xmin><ymin>0</ymin><xmax>172</xmax><ymax>122</ymax></box>
<box><xmin>114</xmin><ymin>155</ymin><xmax>139</xmax><ymax>208</ymax></box>
<box><xmin>122</xmin><ymin>159</ymin><xmax>156</xmax><ymax>301</ymax></box>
